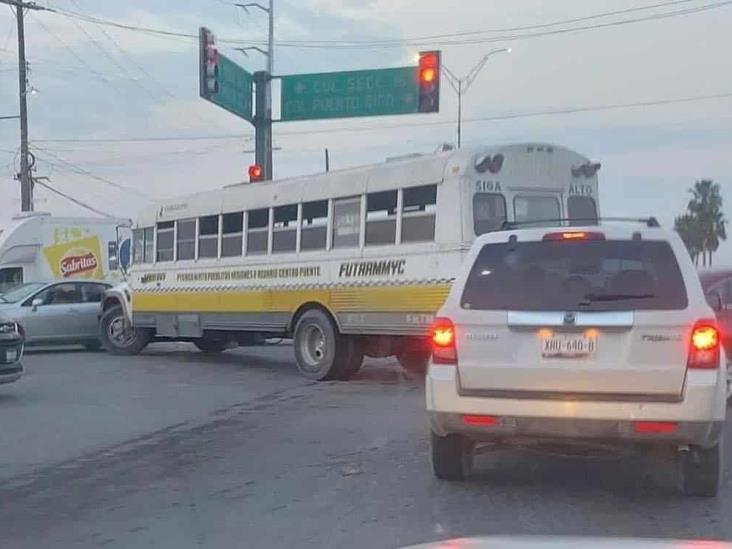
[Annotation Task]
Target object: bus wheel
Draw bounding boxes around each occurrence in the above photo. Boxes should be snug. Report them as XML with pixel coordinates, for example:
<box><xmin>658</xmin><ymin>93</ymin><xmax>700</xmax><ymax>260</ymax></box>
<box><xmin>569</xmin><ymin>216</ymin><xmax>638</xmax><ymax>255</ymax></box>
<box><xmin>100</xmin><ymin>305</ymin><xmax>152</xmax><ymax>355</ymax></box>
<box><xmin>293</xmin><ymin>309</ymin><xmax>351</xmax><ymax>381</ymax></box>
<box><xmin>397</xmin><ymin>348</ymin><xmax>430</xmax><ymax>374</ymax></box>
<box><xmin>193</xmin><ymin>337</ymin><xmax>231</xmax><ymax>353</ymax></box>
<box><xmin>337</xmin><ymin>338</ymin><xmax>364</xmax><ymax>380</ymax></box>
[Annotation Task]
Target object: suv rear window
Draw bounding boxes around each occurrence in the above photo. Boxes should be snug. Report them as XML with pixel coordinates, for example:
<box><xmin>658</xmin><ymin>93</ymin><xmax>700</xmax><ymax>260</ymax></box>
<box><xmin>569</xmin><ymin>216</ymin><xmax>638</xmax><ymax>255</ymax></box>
<box><xmin>461</xmin><ymin>239</ymin><xmax>688</xmax><ymax>311</ymax></box>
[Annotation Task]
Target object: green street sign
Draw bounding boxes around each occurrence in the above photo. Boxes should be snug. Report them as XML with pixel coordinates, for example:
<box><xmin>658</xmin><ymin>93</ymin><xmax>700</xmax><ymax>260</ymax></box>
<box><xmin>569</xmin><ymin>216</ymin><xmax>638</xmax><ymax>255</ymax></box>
<box><xmin>280</xmin><ymin>67</ymin><xmax>419</xmax><ymax>122</ymax></box>
<box><xmin>208</xmin><ymin>54</ymin><xmax>254</xmax><ymax>122</ymax></box>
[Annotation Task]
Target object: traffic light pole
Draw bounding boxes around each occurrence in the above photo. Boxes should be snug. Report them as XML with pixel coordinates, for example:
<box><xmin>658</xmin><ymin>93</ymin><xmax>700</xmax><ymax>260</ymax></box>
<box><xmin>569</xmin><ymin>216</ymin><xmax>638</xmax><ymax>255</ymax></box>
<box><xmin>236</xmin><ymin>0</ymin><xmax>273</xmax><ymax>180</ymax></box>
<box><xmin>253</xmin><ymin>70</ymin><xmax>272</xmax><ymax>181</ymax></box>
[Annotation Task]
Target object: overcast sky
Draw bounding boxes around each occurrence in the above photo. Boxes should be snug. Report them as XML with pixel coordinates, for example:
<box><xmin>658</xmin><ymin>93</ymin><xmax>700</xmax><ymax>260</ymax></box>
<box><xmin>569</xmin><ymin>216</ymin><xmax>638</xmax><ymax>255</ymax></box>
<box><xmin>1</xmin><ymin>0</ymin><xmax>731</xmax><ymax>264</ymax></box>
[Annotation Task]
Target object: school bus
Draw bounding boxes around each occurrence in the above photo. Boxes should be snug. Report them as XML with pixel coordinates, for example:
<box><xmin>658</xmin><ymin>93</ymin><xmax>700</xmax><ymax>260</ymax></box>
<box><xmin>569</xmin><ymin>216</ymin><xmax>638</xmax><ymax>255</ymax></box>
<box><xmin>99</xmin><ymin>143</ymin><xmax>601</xmax><ymax>380</ymax></box>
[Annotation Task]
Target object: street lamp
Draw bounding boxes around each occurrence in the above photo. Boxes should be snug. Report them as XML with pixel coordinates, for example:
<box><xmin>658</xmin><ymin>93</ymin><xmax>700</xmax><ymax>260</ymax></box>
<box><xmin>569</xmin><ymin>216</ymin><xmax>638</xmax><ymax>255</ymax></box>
<box><xmin>442</xmin><ymin>48</ymin><xmax>511</xmax><ymax>148</ymax></box>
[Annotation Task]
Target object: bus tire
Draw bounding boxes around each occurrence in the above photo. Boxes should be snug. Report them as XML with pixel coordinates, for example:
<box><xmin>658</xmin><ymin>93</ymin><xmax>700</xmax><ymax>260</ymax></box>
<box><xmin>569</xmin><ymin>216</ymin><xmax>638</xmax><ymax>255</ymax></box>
<box><xmin>398</xmin><ymin>348</ymin><xmax>430</xmax><ymax>374</ymax></box>
<box><xmin>99</xmin><ymin>305</ymin><xmax>152</xmax><ymax>355</ymax></box>
<box><xmin>337</xmin><ymin>338</ymin><xmax>364</xmax><ymax>380</ymax></box>
<box><xmin>193</xmin><ymin>337</ymin><xmax>231</xmax><ymax>353</ymax></box>
<box><xmin>293</xmin><ymin>309</ymin><xmax>351</xmax><ymax>381</ymax></box>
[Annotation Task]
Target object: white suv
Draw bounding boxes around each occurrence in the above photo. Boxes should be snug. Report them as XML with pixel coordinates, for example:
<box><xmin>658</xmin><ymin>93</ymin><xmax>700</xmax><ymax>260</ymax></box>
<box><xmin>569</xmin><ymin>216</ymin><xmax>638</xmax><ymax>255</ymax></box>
<box><xmin>426</xmin><ymin>221</ymin><xmax>727</xmax><ymax>496</ymax></box>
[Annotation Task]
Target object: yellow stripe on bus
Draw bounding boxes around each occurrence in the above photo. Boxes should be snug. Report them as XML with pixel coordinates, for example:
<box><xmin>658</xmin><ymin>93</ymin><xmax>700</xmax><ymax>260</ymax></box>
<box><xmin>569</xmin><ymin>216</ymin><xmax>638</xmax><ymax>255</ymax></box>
<box><xmin>132</xmin><ymin>284</ymin><xmax>451</xmax><ymax>314</ymax></box>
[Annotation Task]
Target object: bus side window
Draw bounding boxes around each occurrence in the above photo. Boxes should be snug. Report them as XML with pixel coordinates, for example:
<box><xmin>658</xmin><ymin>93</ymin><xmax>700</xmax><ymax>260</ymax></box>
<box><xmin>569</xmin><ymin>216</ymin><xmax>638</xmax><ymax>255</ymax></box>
<box><xmin>366</xmin><ymin>190</ymin><xmax>397</xmax><ymax>246</ymax></box>
<box><xmin>273</xmin><ymin>205</ymin><xmax>297</xmax><ymax>253</ymax></box>
<box><xmin>473</xmin><ymin>193</ymin><xmax>506</xmax><ymax>235</ymax></box>
<box><xmin>176</xmin><ymin>218</ymin><xmax>196</xmax><ymax>261</ymax></box>
<box><xmin>143</xmin><ymin>227</ymin><xmax>154</xmax><ymax>263</ymax></box>
<box><xmin>568</xmin><ymin>196</ymin><xmax>598</xmax><ymax>225</ymax></box>
<box><xmin>221</xmin><ymin>212</ymin><xmax>244</xmax><ymax>257</ymax></box>
<box><xmin>332</xmin><ymin>197</ymin><xmax>361</xmax><ymax>249</ymax></box>
<box><xmin>401</xmin><ymin>184</ymin><xmax>436</xmax><ymax>243</ymax></box>
<box><xmin>156</xmin><ymin>222</ymin><xmax>174</xmax><ymax>262</ymax></box>
<box><xmin>198</xmin><ymin>215</ymin><xmax>219</xmax><ymax>259</ymax></box>
<box><xmin>247</xmin><ymin>208</ymin><xmax>269</xmax><ymax>255</ymax></box>
<box><xmin>132</xmin><ymin>229</ymin><xmax>145</xmax><ymax>264</ymax></box>
<box><xmin>301</xmin><ymin>200</ymin><xmax>327</xmax><ymax>251</ymax></box>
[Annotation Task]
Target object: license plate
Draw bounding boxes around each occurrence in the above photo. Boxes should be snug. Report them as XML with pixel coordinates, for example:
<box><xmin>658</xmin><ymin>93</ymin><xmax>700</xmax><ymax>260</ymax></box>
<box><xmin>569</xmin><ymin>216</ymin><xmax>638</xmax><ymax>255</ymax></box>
<box><xmin>542</xmin><ymin>335</ymin><xmax>597</xmax><ymax>358</ymax></box>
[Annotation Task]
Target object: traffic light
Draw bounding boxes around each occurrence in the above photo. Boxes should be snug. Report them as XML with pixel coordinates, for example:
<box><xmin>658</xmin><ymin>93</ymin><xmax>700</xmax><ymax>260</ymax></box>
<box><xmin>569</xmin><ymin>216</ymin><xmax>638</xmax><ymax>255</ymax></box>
<box><xmin>248</xmin><ymin>164</ymin><xmax>263</xmax><ymax>182</ymax></box>
<box><xmin>417</xmin><ymin>50</ymin><xmax>441</xmax><ymax>113</ymax></box>
<box><xmin>199</xmin><ymin>27</ymin><xmax>219</xmax><ymax>98</ymax></box>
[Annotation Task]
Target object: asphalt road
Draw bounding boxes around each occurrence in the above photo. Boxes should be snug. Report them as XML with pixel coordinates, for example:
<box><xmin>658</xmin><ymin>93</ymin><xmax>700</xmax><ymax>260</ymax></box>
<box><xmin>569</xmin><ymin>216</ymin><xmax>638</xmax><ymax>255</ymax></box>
<box><xmin>1</xmin><ymin>344</ymin><xmax>731</xmax><ymax>548</ymax></box>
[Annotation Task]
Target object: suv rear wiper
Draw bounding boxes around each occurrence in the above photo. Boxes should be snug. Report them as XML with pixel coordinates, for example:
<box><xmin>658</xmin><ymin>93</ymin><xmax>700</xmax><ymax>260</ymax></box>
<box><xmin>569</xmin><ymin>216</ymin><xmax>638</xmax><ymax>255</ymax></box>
<box><xmin>580</xmin><ymin>292</ymin><xmax>655</xmax><ymax>305</ymax></box>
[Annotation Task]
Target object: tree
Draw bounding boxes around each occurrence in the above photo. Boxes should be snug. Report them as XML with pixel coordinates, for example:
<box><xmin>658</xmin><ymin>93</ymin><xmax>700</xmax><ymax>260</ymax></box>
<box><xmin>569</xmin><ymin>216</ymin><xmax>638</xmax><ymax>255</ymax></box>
<box><xmin>675</xmin><ymin>179</ymin><xmax>727</xmax><ymax>267</ymax></box>
<box><xmin>687</xmin><ymin>179</ymin><xmax>727</xmax><ymax>267</ymax></box>
<box><xmin>674</xmin><ymin>214</ymin><xmax>703</xmax><ymax>265</ymax></box>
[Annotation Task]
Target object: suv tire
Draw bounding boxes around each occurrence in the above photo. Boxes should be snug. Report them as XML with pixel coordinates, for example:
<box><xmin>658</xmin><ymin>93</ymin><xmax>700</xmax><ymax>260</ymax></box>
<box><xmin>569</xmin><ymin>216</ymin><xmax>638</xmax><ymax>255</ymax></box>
<box><xmin>431</xmin><ymin>432</ymin><xmax>473</xmax><ymax>481</ymax></box>
<box><xmin>681</xmin><ymin>443</ymin><xmax>721</xmax><ymax>497</ymax></box>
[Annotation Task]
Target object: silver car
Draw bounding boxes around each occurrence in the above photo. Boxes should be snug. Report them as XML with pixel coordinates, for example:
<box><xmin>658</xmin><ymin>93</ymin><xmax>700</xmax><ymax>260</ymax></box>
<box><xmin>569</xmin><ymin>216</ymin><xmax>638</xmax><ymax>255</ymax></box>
<box><xmin>0</xmin><ymin>280</ymin><xmax>112</xmax><ymax>350</ymax></box>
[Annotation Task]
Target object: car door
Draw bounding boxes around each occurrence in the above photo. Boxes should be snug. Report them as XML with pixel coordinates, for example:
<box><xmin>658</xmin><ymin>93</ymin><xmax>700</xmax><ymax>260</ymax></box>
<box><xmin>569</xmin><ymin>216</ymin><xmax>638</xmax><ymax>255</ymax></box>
<box><xmin>21</xmin><ymin>283</ymin><xmax>82</xmax><ymax>343</ymax></box>
<box><xmin>77</xmin><ymin>283</ymin><xmax>110</xmax><ymax>339</ymax></box>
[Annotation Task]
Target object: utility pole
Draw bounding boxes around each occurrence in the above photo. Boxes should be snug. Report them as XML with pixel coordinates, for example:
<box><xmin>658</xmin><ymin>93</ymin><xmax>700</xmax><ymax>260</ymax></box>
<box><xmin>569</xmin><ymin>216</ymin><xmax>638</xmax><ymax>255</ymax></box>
<box><xmin>236</xmin><ymin>1</ymin><xmax>273</xmax><ymax>180</ymax></box>
<box><xmin>442</xmin><ymin>48</ymin><xmax>511</xmax><ymax>148</ymax></box>
<box><xmin>1</xmin><ymin>0</ymin><xmax>46</xmax><ymax>211</ymax></box>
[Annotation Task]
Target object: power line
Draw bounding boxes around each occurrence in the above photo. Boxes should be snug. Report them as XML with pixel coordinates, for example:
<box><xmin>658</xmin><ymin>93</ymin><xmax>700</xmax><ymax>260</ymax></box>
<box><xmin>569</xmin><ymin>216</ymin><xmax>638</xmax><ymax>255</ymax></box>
<box><xmin>46</xmin><ymin>0</ymin><xmax>732</xmax><ymax>49</ymax></box>
<box><xmin>33</xmin><ymin>178</ymin><xmax>115</xmax><ymax>217</ymax></box>
<box><xmin>271</xmin><ymin>90</ymin><xmax>732</xmax><ymax>136</ymax></box>
<box><xmin>34</xmin><ymin>133</ymin><xmax>251</xmax><ymax>144</ymax></box>
<box><xmin>31</xmin><ymin>146</ymin><xmax>152</xmax><ymax>199</ymax></box>
<box><xmin>264</xmin><ymin>1</ymin><xmax>732</xmax><ymax>49</ymax></box>
<box><xmin>30</xmin><ymin>90</ymin><xmax>732</xmax><ymax>144</ymax></box>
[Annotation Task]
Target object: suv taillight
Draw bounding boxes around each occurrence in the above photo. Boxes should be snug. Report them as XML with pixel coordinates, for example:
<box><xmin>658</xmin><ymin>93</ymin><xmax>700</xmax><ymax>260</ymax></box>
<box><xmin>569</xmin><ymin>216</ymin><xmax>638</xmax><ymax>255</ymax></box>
<box><xmin>688</xmin><ymin>320</ymin><xmax>720</xmax><ymax>370</ymax></box>
<box><xmin>431</xmin><ymin>317</ymin><xmax>457</xmax><ymax>365</ymax></box>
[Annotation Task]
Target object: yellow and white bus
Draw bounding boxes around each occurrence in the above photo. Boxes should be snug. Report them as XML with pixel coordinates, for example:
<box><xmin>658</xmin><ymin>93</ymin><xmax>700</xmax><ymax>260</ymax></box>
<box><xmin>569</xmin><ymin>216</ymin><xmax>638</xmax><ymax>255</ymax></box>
<box><xmin>100</xmin><ymin>143</ymin><xmax>601</xmax><ymax>380</ymax></box>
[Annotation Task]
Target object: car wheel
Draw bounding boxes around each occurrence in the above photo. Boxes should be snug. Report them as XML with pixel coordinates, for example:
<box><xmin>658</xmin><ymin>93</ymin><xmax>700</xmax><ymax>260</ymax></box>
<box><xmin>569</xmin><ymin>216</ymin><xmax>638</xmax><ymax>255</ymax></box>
<box><xmin>99</xmin><ymin>305</ymin><xmax>152</xmax><ymax>355</ymax></box>
<box><xmin>293</xmin><ymin>309</ymin><xmax>352</xmax><ymax>381</ymax></box>
<box><xmin>431</xmin><ymin>431</ymin><xmax>473</xmax><ymax>481</ymax></box>
<box><xmin>681</xmin><ymin>443</ymin><xmax>721</xmax><ymax>497</ymax></box>
<box><xmin>193</xmin><ymin>338</ymin><xmax>231</xmax><ymax>353</ymax></box>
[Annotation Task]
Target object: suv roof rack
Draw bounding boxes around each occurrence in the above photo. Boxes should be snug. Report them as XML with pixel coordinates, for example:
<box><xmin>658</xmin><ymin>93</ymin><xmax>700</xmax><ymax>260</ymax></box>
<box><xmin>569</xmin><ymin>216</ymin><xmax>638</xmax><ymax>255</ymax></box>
<box><xmin>498</xmin><ymin>217</ymin><xmax>660</xmax><ymax>231</ymax></box>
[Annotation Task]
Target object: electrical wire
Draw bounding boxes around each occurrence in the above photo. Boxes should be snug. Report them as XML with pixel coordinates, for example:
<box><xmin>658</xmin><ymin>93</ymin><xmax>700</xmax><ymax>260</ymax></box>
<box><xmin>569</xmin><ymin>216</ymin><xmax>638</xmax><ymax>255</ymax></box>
<box><xmin>46</xmin><ymin>0</ymin><xmax>732</xmax><ymax>49</ymax></box>
<box><xmin>31</xmin><ymin>146</ymin><xmax>152</xmax><ymax>199</ymax></box>
<box><xmin>33</xmin><ymin>178</ymin><xmax>115</xmax><ymax>218</ymax></box>
<box><xmin>29</xmin><ymin>90</ymin><xmax>732</xmax><ymax>145</ymax></box>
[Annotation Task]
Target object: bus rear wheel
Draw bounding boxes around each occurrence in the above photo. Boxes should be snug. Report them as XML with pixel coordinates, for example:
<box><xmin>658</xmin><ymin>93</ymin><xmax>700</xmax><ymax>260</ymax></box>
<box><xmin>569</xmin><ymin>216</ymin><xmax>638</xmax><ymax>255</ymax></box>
<box><xmin>293</xmin><ymin>309</ymin><xmax>353</xmax><ymax>381</ymax></box>
<box><xmin>193</xmin><ymin>337</ymin><xmax>231</xmax><ymax>353</ymax></box>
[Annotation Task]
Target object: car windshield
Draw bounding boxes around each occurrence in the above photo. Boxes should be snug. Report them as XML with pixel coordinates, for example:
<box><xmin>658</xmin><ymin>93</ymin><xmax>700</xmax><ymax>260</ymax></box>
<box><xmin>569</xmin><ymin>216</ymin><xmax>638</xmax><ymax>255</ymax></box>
<box><xmin>461</xmin><ymin>239</ymin><xmax>688</xmax><ymax>311</ymax></box>
<box><xmin>0</xmin><ymin>282</ymin><xmax>45</xmax><ymax>303</ymax></box>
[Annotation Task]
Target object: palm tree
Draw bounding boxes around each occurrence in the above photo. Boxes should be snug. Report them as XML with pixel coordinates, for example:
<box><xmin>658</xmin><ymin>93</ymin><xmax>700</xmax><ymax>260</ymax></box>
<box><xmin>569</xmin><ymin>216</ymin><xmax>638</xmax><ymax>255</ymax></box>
<box><xmin>674</xmin><ymin>213</ymin><xmax>703</xmax><ymax>265</ymax></box>
<box><xmin>687</xmin><ymin>180</ymin><xmax>727</xmax><ymax>267</ymax></box>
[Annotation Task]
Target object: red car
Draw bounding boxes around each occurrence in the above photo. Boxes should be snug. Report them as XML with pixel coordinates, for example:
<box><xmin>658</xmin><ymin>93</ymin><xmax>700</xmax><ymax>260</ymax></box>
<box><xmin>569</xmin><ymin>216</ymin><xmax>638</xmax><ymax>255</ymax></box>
<box><xmin>699</xmin><ymin>268</ymin><xmax>732</xmax><ymax>356</ymax></box>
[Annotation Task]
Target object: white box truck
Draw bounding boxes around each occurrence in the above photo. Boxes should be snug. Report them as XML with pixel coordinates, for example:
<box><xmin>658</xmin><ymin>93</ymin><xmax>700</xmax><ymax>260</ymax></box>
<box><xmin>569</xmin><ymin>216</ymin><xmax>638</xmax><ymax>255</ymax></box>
<box><xmin>0</xmin><ymin>212</ymin><xmax>131</xmax><ymax>292</ymax></box>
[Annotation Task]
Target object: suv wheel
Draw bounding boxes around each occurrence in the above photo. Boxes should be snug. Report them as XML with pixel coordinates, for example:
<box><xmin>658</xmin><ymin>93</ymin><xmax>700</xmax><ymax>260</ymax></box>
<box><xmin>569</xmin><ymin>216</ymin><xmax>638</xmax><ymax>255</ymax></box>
<box><xmin>681</xmin><ymin>443</ymin><xmax>721</xmax><ymax>497</ymax></box>
<box><xmin>431</xmin><ymin>432</ymin><xmax>473</xmax><ymax>481</ymax></box>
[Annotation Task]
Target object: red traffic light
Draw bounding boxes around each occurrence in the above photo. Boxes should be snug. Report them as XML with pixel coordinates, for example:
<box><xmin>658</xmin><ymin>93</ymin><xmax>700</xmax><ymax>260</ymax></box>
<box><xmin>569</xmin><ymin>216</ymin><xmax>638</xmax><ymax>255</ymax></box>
<box><xmin>417</xmin><ymin>50</ymin><xmax>441</xmax><ymax>113</ymax></box>
<box><xmin>248</xmin><ymin>164</ymin><xmax>263</xmax><ymax>182</ymax></box>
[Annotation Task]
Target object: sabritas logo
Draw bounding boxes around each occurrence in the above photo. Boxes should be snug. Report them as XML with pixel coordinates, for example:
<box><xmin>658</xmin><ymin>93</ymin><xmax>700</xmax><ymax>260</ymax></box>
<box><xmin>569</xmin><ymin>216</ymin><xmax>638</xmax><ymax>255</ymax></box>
<box><xmin>59</xmin><ymin>250</ymin><xmax>98</xmax><ymax>277</ymax></box>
